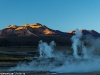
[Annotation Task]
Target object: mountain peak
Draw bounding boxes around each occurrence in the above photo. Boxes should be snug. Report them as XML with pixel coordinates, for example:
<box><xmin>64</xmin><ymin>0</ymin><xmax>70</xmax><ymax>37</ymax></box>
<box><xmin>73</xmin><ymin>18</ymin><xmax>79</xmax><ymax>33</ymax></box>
<box><xmin>6</xmin><ymin>25</ymin><xmax>18</xmax><ymax>29</ymax></box>
<box><xmin>23</xmin><ymin>23</ymin><xmax>44</xmax><ymax>27</ymax></box>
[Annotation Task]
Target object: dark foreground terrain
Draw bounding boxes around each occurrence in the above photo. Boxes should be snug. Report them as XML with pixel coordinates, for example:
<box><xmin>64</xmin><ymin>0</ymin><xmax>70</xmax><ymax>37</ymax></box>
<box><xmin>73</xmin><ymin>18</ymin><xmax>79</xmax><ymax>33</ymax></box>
<box><xmin>1</xmin><ymin>71</ymin><xmax>100</xmax><ymax>75</ymax></box>
<box><xmin>0</xmin><ymin>47</ymin><xmax>100</xmax><ymax>75</ymax></box>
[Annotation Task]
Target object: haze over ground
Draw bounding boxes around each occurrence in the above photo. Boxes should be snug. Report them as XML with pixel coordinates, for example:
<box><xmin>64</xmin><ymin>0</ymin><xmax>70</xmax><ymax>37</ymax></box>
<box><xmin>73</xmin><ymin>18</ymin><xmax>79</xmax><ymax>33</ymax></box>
<box><xmin>0</xmin><ymin>0</ymin><xmax>100</xmax><ymax>32</ymax></box>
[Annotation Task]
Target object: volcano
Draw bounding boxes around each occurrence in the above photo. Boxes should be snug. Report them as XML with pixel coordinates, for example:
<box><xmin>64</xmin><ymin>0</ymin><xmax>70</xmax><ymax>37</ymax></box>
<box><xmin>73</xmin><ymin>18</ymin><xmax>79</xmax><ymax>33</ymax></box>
<box><xmin>0</xmin><ymin>23</ymin><xmax>100</xmax><ymax>47</ymax></box>
<box><xmin>0</xmin><ymin>23</ymin><xmax>72</xmax><ymax>37</ymax></box>
<box><xmin>0</xmin><ymin>23</ymin><xmax>100</xmax><ymax>38</ymax></box>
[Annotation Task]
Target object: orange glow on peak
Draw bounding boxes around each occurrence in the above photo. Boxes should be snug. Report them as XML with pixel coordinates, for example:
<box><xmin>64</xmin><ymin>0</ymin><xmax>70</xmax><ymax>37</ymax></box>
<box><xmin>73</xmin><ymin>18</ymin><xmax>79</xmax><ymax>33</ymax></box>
<box><xmin>30</xmin><ymin>25</ymin><xmax>42</xmax><ymax>28</ymax></box>
<box><xmin>43</xmin><ymin>29</ymin><xmax>53</xmax><ymax>34</ymax></box>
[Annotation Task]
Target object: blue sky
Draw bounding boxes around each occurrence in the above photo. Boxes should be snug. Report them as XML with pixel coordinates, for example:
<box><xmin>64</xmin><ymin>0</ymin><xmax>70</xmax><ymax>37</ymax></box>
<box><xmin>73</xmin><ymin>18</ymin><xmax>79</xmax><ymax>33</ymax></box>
<box><xmin>0</xmin><ymin>0</ymin><xmax>100</xmax><ymax>32</ymax></box>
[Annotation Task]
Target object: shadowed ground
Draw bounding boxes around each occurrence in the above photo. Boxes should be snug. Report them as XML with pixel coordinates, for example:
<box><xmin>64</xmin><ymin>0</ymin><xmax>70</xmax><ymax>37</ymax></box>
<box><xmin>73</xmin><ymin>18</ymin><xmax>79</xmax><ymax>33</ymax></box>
<box><xmin>0</xmin><ymin>47</ymin><xmax>100</xmax><ymax>75</ymax></box>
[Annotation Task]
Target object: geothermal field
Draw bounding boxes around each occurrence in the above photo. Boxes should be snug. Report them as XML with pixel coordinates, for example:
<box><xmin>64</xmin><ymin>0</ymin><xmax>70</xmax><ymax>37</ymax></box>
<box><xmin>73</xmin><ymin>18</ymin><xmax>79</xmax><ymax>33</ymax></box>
<box><xmin>1</xmin><ymin>0</ymin><xmax>100</xmax><ymax>74</ymax></box>
<box><xmin>0</xmin><ymin>29</ymin><xmax>100</xmax><ymax>75</ymax></box>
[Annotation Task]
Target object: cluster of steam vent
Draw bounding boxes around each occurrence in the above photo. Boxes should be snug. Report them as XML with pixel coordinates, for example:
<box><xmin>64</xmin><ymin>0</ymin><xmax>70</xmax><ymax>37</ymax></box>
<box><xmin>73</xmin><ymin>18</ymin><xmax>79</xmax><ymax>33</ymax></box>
<box><xmin>38</xmin><ymin>29</ymin><xmax>88</xmax><ymax>59</ymax></box>
<box><xmin>10</xmin><ymin>29</ymin><xmax>100</xmax><ymax>72</ymax></box>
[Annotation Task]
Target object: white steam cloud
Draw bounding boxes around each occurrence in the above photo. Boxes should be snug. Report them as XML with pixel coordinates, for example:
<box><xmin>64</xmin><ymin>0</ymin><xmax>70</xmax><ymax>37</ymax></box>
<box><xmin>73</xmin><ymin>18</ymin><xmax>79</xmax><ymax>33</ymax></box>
<box><xmin>9</xmin><ymin>29</ymin><xmax>100</xmax><ymax>73</ymax></box>
<box><xmin>38</xmin><ymin>40</ymin><xmax>56</xmax><ymax>58</ymax></box>
<box><xmin>71</xmin><ymin>29</ymin><xmax>82</xmax><ymax>58</ymax></box>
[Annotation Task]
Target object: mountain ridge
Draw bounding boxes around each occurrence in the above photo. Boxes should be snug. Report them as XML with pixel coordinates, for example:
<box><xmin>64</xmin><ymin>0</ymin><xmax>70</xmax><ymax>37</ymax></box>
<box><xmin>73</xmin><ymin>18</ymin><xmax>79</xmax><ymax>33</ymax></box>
<box><xmin>0</xmin><ymin>23</ymin><xmax>100</xmax><ymax>38</ymax></box>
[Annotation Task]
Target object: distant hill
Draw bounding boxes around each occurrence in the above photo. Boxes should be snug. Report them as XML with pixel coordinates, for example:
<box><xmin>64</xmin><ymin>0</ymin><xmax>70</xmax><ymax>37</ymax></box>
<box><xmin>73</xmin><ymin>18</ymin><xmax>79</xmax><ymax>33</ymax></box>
<box><xmin>67</xmin><ymin>29</ymin><xmax>100</xmax><ymax>37</ymax></box>
<box><xmin>0</xmin><ymin>23</ymin><xmax>100</xmax><ymax>47</ymax></box>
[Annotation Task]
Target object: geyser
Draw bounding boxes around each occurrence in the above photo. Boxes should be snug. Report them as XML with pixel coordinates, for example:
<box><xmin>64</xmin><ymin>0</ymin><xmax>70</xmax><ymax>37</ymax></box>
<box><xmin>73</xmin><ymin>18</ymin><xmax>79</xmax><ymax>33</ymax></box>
<box><xmin>71</xmin><ymin>29</ymin><xmax>89</xmax><ymax>59</ymax></box>
<box><xmin>71</xmin><ymin>29</ymin><xmax>82</xmax><ymax>58</ymax></box>
<box><xmin>38</xmin><ymin>40</ymin><xmax>56</xmax><ymax>58</ymax></box>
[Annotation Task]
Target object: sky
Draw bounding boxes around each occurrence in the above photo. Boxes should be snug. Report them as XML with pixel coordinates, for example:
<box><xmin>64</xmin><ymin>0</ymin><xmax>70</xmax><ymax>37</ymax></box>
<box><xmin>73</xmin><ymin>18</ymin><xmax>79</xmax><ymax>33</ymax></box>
<box><xmin>0</xmin><ymin>0</ymin><xmax>100</xmax><ymax>32</ymax></box>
